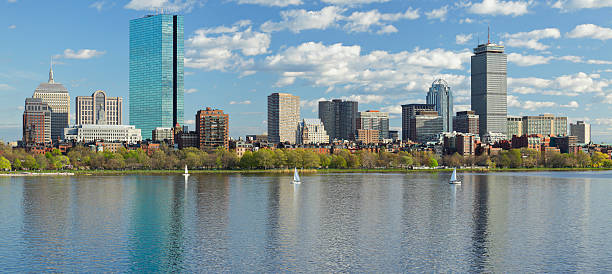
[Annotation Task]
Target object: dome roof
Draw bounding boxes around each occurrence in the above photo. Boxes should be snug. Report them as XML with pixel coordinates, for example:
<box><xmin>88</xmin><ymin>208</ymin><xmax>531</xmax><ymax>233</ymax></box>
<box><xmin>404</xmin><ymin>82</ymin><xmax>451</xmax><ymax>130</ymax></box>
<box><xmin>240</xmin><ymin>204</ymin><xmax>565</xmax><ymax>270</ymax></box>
<box><xmin>432</xmin><ymin>79</ymin><xmax>448</xmax><ymax>87</ymax></box>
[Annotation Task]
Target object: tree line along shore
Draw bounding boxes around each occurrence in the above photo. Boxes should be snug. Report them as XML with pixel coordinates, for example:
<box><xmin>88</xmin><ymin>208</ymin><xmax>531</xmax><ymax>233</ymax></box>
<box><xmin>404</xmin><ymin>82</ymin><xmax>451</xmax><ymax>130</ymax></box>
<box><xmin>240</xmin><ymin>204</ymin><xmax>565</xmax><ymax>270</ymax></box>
<box><xmin>1</xmin><ymin>143</ymin><xmax>611</xmax><ymax>173</ymax></box>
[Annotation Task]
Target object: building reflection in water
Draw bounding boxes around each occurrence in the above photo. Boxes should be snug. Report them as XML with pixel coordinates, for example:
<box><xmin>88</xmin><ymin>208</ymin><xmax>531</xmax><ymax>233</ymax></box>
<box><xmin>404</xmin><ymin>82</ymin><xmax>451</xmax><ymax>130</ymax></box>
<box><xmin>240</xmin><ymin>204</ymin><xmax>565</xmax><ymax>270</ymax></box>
<box><xmin>469</xmin><ymin>174</ymin><xmax>490</xmax><ymax>272</ymax></box>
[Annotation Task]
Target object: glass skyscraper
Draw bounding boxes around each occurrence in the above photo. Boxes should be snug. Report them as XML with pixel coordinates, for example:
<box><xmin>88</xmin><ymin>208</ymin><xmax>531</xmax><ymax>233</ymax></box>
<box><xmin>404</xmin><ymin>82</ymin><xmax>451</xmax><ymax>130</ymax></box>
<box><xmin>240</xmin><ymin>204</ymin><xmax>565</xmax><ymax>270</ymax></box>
<box><xmin>129</xmin><ymin>14</ymin><xmax>184</xmax><ymax>140</ymax></box>
<box><xmin>471</xmin><ymin>42</ymin><xmax>507</xmax><ymax>137</ymax></box>
<box><xmin>426</xmin><ymin>79</ymin><xmax>453</xmax><ymax>133</ymax></box>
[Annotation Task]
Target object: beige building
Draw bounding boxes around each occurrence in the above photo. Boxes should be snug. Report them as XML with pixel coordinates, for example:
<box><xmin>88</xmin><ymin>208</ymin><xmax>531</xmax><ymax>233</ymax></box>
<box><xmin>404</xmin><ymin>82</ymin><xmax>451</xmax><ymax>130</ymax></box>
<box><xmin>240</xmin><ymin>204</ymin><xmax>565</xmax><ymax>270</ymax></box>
<box><xmin>297</xmin><ymin>118</ymin><xmax>329</xmax><ymax>145</ymax></box>
<box><xmin>507</xmin><ymin>116</ymin><xmax>523</xmax><ymax>137</ymax></box>
<box><xmin>268</xmin><ymin>93</ymin><xmax>300</xmax><ymax>144</ymax></box>
<box><xmin>75</xmin><ymin>90</ymin><xmax>123</xmax><ymax>125</ymax></box>
<box><xmin>357</xmin><ymin>129</ymin><xmax>380</xmax><ymax>144</ymax></box>
<box><xmin>522</xmin><ymin>114</ymin><xmax>567</xmax><ymax>137</ymax></box>
<box><xmin>33</xmin><ymin>65</ymin><xmax>70</xmax><ymax>142</ymax></box>
<box><xmin>570</xmin><ymin>121</ymin><xmax>591</xmax><ymax>144</ymax></box>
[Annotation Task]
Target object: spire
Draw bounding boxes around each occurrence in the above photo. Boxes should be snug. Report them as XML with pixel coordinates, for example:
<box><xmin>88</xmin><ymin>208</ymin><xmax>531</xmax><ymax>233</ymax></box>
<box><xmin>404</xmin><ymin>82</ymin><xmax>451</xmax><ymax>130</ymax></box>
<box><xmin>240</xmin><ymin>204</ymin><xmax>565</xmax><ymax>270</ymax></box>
<box><xmin>487</xmin><ymin>26</ymin><xmax>490</xmax><ymax>44</ymax></box>
<box><xmin>48</xmin><ymin>57</ymin><xmax>55</xmax><ymax>84</ymax></box>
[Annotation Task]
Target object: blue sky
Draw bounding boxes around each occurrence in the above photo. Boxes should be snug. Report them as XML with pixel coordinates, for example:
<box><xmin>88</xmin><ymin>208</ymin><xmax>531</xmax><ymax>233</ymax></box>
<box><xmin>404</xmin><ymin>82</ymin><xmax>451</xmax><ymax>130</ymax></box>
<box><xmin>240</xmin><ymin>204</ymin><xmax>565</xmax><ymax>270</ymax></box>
<box><xmin>2</xmin><ymin>0</ymin><xmax>612</xmax><ymax>142</ymax></box>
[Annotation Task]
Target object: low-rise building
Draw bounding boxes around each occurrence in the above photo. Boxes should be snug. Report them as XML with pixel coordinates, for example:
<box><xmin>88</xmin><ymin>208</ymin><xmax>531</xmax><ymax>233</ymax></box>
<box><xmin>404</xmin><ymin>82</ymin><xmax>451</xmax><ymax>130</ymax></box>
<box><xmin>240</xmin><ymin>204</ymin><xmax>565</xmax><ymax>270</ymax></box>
<box><xmin>297</xmin><ymin>118</ymin><xmax>330</xmax><ymax>145</ymax></box>
<box><xmin>152</xmin><ymin>127</ymin><xmax>174</xmax><ymax>144</ymax></box>
<box><xmin>356</xmin><ymin>129</ymin><xmax>380</xmax><ymax>144</ymax></box>
<box><xmin>63</xmin><ymin>124</ymin><xmax>142</xmax><ymax>144</ymax></box>
<box><xmin>482</xmin><ymin>132</ymin><xmax>507</xmax><ymax>144</ymax></box>
<box><xmin>453</xmin><ymin>111</ymin><xmax>479</xmax><ymax>135</ymax></box>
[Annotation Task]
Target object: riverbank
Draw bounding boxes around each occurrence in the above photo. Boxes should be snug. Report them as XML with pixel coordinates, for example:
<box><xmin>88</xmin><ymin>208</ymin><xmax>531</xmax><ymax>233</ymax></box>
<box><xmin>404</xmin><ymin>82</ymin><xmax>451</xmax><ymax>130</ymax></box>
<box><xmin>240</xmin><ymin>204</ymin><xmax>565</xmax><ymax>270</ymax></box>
<box><xmin>4</xmin><ymin>167</ymin><xmax>612</xmax><ymax>176</ymax></box>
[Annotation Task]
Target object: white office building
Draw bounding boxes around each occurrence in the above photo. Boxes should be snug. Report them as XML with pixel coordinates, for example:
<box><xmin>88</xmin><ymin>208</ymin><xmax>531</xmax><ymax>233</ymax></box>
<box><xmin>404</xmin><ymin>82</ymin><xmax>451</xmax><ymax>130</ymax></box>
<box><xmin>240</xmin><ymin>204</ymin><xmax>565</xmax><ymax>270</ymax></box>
<box><xmin>64</xmin><ymin>124</ymin><xmax>142</xmax><ymax>144</ymax></box>
<box><xmin>297</xmin><ymin>119</ymin><xmax>330</xmax><ymax>145</ymax></box>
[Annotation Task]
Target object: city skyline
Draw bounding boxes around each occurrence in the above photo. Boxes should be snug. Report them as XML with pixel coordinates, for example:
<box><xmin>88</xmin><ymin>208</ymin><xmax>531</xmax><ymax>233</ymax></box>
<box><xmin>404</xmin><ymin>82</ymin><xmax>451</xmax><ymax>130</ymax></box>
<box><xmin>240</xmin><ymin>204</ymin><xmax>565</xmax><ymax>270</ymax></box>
<box><xmin>2</xmin><ymin>1</ymin><xmax>612</xmax><ymax>142</ymax></box>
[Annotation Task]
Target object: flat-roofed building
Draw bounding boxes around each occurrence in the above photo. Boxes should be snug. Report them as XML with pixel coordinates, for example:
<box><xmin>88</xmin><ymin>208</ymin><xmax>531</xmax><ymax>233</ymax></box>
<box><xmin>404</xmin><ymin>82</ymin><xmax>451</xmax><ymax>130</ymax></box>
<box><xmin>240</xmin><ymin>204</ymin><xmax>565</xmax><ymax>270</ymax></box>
<box><xmin>357</xmin><ymin>129</ymin><xmax>380</xmax><ymax>144</ymax></box>
<box><xmin>268</xmin><ymin>93</ymin><xmax>300</xmax><ymax>144</ymax></box>
<box><xmin>522</xmin><ymin>114</ymin><xmax>567</xmax><ymax>136</ymax></box>
<box><xmin>196</xmin><ymin>107</ymin><xmax>229</xmax><ymax>150</ymax></box>
<box><xmin>507</xmin><ymin>116</ymin><xmax>523</xmax><ymax>137</ymax></box>
<box><xmin>297</xmin><ymin>118</ymin><xmax>329</xmax><ymax>145</ymax></box>
<box><xmin>23</xmin><ymin>98</ymin><xmax>52</xmax><ymax>145</ymax></box>
<box><xmin>64</xmin><ymin>124</ymin><xmax>142</xmax><ymax>144</ymax></box>
<box><xmin>402</xmin><ymin>104</ymin><xmax>436</xmax><ymax>142</ymax></box>
<box><xmin>570</xmin><ymin>121</ymin><xmax>591</xmax><ymax>144</ymax></box>
<box><xmin>75</xmin><ymin>90</ymin><xmax>122</xmax><ymax>125</ymax></box>
<box><xmin>453</xmin><ymin>110</ymin><xmax>479</xmax><ymax>135</ymax></box>
<box><xmin>410</xmin><ymin>110</ymin><xmax>443</xmax><ymax>143</ymax></box>
<box><xmin>357</xmin><ymin>110</ymin><xmax>389</xmax><ymax>141</ymax></box>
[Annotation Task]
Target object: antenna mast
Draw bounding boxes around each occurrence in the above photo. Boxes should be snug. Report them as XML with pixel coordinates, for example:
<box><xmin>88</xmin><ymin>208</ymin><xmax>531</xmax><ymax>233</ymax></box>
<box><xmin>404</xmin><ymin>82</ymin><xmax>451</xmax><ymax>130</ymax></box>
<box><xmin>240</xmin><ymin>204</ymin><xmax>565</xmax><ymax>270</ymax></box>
<box><xmin>488</xmin><ymin>26</ymin><xmax>490</xmax><ymax>44</ymax></box>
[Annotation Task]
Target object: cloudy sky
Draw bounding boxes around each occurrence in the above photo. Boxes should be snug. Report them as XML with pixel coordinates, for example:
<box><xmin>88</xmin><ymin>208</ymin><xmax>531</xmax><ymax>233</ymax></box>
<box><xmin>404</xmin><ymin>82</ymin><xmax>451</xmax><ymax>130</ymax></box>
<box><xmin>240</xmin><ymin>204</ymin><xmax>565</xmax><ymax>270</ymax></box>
<box><xmin>2</xmin><ymin>0</ymin><xmax>612</xmax><ymax>142</ymax></box>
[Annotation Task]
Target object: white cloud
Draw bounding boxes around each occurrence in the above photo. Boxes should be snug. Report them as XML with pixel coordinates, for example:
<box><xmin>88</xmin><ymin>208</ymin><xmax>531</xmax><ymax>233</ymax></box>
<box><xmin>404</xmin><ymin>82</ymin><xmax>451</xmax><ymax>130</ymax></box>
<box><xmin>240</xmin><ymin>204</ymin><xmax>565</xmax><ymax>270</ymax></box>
<box><xmin>0</xmin><ymin>84</ymin><xmax>13</xmax><ymax>91</ymax></box>
<box><xmin>459</xmin><ymin>18</ymin><xmax>474</xmax><ymax>24</ymax></box>
<box><xmin>344</xmin><ymin>8</ymin><xmax>419</xmax><ymax>33</ymax></box>
<box><xmin>185</xmin><ymin>88</ymin><xmax>198</xmax><ymax>94</ymax></box>
<box><xmin>467</xmin><ymin>0</ymin><xmax>532</xmax><ymax>16</ymax></box>
<box><xmin>124</xmin><ymin>0</ymin><xmax>201</xmax><ymax>12</ymax></box>
<box><xmin>552</xmin><ymin>0</ymin><xmax>612</xmax><ymax>11</ymax></box>
<box><xmin>261</xmin><ymin>6</ymin><xmax>343</xmax><ymax>33</ymax></box>
<box><xmin>230</xmin><ymin>100</ymin><xmax>252</xmax><ymax>105</ymax></box>
<box><xmin>503</xmin><ymin>28</ymin><xmax>560</xmax><ymax>50</ymax></box>
<box><xmin>185</xmin><ymin>21</ymin><xmax>270</xmax><ymax>71</ymax></box>
<box><xmin>56</xmin><ymin>49</ymin><xmax>106</xmax><ymax>59</ymax></box>
<box><xmin>263</xmin><ymin>42</ymin><xmax>471</xmax><ymax>92</ymax></box>
<box><xmin>90</xmin><ymin>1</ymin><xmax>111</xmax><ymax>11</ymax></box>
<box><xmin>321</xmin><ymin>0</ymin><xmax>390</xmax><ymax>5</ymax></box>
<box><xmin>509</xmin><ymin>72</ymin><xmax>610</xmax><ymax>96</ymax></box>
<box><xmin>454</xmin><ymin>104</ymin><xmax>472</xmax><ymax>113</ymax></box>
<box><xmin>7</xmin><ymin>25</ymin><xmax>16</xmax><ymax>29</ymax></box>
<box><xmin>426</xmin><ymin>5</ymin><xmax>449</xmax><ymax>21</ymax></box>
<box><xmin>7</xmin><ymin>0</ymin><xmax>17</xmax><ymax>3</ymax></box>
<box><xmin>508</xmin><ymin>95</ymin><xmax>557</xmax><ymax>110</ymax></box>
<box><xmin>456</xmin><ymin>33</ymin><xmax>473</xmax><ymax>45</ymax></box>
<box><xmin>508</xmin><ymin>53</ymin><xmax>553</xmax><ymax>66</ymax></box>
<box><xmin>567</xmin><ymin>24</ymin><xmax>612</xmax><ymax>40</ymax></box>
<box><xmin>561</xmin><ymin>101</ymin><xmax>580</xmax><ymax>108</ymax></box>
<box><xmin>185</xmin><ymin>119</ymin><xmax>195</xmax><ymax>125</ymax></box>
<box><xmin>234</xmin><ymin>0</ymin><xmax>302</xmax><ymax>6</ymax></box>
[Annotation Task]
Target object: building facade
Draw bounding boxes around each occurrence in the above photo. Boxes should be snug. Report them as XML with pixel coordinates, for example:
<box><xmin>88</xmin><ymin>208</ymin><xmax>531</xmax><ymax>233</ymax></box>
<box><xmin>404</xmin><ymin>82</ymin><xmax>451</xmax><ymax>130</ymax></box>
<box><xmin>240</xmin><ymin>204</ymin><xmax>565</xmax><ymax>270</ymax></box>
<box><xmin>297</xmin><ymin>119</ymin><xmax>330</xmax><ymax>145</ymax></box>
<box><xmin>402</xmin><ymin>104</ymin><xmax>436</xmax><ymax>141</ymax></box>
<box><xmin>410</xmin><ymin>110</ymin><xmax>443</xmax><ymax>143</ymax></box>
<box><xmin>129</xmin><ymin>14</ymin><xmax>184</xmax><ymax>140</ymax></box>
<box><xmin>426</xmin><ymin>79</ymin><xmax>453</xmax><ymax>133</ymax></box>
<box><xmin>318</xmin><ymin>99</ymin><xmax>358</xmax><ymax>141</ymax></box>
<box><xmin>268</xmin><ymin>93</ymin><xmax>300</xmax><ymax>144</ymax></box>
<box><xmin>196</xmin><ymin>108</ymin><xmax>229</xmax><ymax>150</ymax></box>
<box><xmin>22</xmin><ymin>98</ymin><xmax>51</xmax><ymax>145</ymax></box>
<box><xmin>471</xmin><ymin>42</ymin><xmax>507</xmax><ymax>137</ymax></box>
<box><xmin>356</xmin><ymin>129</ymin><xmax>380</xmax><ymax>144</ymax></box>
<box><xmin>152</xmin><ymin>127</ymin><xmax>174</xmax><ymax>144</ymax></box>
<box><xmin>522</xmin><ymin>114</ymin><xmax>567</xmax><ymax>136</ymax></box>
<box><xmin>507</xmin><ymin>116</ymin><xmax>523</xmax><ymax>137</ymax></box>
<box><xmin>75</xmin><ymin>90</ymin><xmax>123</xmax><ymax>125</ymax></box>
<box><xmin>453</xmin><ymin>110</ymin><xmax>479</xmax><ymax>135</ymax></box>
<box><xmin>357</xmin><ymin>110</ymin><xmax>389</xmax><ymax>141</ymax></box>
<box><xmin>32</xmin><ymin>65</ymin><xmax>70</xmax><ymax>142</ymax></box>
<box><xmin>570</xmin><ymin>121</ymin><xmax>591</xmax><ymax>144</ymax></box>
<box><xmin>64</xmin><ymin>125</ymin><xmax>142</xmax><ymax>144</ymax></box>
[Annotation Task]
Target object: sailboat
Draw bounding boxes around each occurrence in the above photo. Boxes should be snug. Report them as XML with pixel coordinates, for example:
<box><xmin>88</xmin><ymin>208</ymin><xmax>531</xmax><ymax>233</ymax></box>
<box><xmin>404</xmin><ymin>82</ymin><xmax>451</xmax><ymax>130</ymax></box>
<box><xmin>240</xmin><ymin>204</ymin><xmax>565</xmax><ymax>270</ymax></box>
<box><xmin>183</xmin><ymin>165</ymin><xmax>190</xmax><ymax>177</ymax></box>
<box><xmin>449</xmin><ymin>168</ymin><xmax>461</xmax><ymax>185</ymax></box>
<box><xmin>292</xmin><ymin>167</ymin><xmax>301</xmax><ymax>184</ymax></box>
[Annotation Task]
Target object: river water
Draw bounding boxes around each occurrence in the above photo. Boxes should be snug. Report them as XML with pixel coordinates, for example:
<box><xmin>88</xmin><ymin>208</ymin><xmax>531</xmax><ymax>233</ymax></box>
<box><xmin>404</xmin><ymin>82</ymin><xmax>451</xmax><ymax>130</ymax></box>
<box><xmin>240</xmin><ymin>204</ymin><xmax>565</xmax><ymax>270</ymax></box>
<box><xmin>1</xmin><ymin>172</ymin><xmax>611</xmax><ymax>272</ymax></box>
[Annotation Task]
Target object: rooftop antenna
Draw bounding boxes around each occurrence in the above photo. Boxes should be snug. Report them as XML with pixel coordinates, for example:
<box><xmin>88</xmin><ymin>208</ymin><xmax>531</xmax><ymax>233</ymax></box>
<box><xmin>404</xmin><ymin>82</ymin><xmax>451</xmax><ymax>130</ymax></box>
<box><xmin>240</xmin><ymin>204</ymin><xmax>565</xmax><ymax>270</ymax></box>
<box><xmin>488</xmin><ymin>25</ymin><xmax>490</xmax><ymax>44</ymax></box>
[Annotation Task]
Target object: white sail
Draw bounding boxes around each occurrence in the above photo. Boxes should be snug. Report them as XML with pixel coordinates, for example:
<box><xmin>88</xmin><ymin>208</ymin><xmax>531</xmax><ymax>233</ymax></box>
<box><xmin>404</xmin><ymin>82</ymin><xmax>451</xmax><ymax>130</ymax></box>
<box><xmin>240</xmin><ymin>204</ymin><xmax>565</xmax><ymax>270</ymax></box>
<box><xmin>185</xmin><ymin>165</ymin><xmax>189</xmax><ymax>174</ymax></box>
<box><xmin>294</xmin><ymin>168</ymin><xmax>300</xmax><ymax>182</ymax></box>
<box><xmin>450</xmin><ymin>168</ymin><xmax>457</xmax><ymax>182</ymax></box>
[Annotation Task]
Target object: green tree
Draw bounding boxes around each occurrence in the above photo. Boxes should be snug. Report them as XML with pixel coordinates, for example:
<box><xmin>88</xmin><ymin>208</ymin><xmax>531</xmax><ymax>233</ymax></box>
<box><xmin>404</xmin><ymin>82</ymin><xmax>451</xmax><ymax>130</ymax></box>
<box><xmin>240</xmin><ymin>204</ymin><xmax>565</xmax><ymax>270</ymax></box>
<box><xmin>0</xmin><ymin>156</ymin><xmax>11</xmax><ymax>171</ymax></box>
<box><xmin>240</xmin><ymin>151</ymin><xmax>257</xmax><ymax>169</ymax></box>
<box><xmin>301</xmin><ymin>150</ymin><xmax>320</xmax><ymax>169</ymax></box>
<box><xmin>330</xmin><ymin>155</ymin><xmax>347</xmax><ymax>169</ymax></box>
<box><xmin>428</xmin><ymin>157</ymin><xmax>438</xmax><ymax>168</ymax></box>
<box><xmin>319</xmin><ymin>154</ymin><xmax>331</xmax><ymax>168</ymax></box>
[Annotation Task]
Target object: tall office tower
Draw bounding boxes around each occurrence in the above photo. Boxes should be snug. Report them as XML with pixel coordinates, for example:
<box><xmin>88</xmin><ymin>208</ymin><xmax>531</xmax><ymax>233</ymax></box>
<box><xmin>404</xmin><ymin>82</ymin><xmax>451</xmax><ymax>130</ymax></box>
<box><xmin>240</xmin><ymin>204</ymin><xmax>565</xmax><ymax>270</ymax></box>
<box><xmin>426</xmin><ymin>79</ymin><xmax>453</xmax><ymax>132</ymax></box>
<box><xmin>507</xmin><ymin>116</ymin><xmax>523</xmax><ymax>137</ymax></box>
<box><xmin>471</xmin><ymin>39</ymin><xmax>507</xmax><ymax>137</ymax></box>
<box><xmin>196</xmin><ymin>107</ymin><xmax>229</xmax><ymax>150</ymax></box>
<box><xmin>570</xmin><ymin>121</ymin><xmax>591</xmax><ymax>144</ymax></box>
<box><xmin>401</xmin><ymin>104</ymin><xmax>435</xmax><ymax>141</ymax></box>
<box><xmin>75</xmin><ymin>90</ymin><xmax>123</xmax><ymax>125</ymax></box>
<box><xmin>129</xmin><ymin>14</ymin><xmax>184</xmax><ymax>140</ymax></box>
<box><xmin>318</xmin><ymin>99</ymin><xmax>358</xmax><ymax>141</ymax></box>
<box><xmin>22</xmin><ymin>98</ymin><xmax>52</xmax><ymax>145</ymax></box>
<box><xmin>357</xmin><ymin>110</ymin><xmax>389</xmax><ymax>141</ymax></box>
<box><xmin>410</xmin><ymin>110</ymin><xmax>443</xmax><ymax>143</ymax></box>
<box><xmin>297</xmin><ymin>119</ymin><xmax>330</xmax><ymax>145</ymax></box>
<box><xmin>453</xmin><ymin>110</ymin><xmax>479</xmax><ymax>135</ymax></box>
<box><xmin>32</xmin><ymin>65</ymin><xmax>70</xmax><ymax>142</ymax></box>
<box><xmin>522</xmin><ymin>114</ymin><xmax>567</xmax><ymax>136</ymax></box>
<box><xmin>268</xmin><ymin>93</ymin><xmax>300</xmax><ymax>144</ymax></box>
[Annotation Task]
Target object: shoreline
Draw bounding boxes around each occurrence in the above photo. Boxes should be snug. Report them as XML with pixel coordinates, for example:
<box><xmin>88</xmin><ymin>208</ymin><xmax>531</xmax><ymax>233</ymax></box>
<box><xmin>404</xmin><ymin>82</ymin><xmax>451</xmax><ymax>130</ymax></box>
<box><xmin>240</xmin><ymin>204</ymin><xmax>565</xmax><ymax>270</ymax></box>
<box><xmin>3</xmin><ymin>168</ymin><xmax>612</xmax><ymax>176</ymax></box>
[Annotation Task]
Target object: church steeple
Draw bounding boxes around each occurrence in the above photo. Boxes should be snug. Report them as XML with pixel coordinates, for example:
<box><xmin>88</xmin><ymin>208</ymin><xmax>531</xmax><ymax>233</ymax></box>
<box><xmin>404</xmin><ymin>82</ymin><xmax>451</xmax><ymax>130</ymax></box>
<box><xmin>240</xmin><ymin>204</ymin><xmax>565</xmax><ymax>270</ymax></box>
<box><xmin>48</xmin><ymin>57</ymin><xmax>55</xmax><ymax>84</ymax></box>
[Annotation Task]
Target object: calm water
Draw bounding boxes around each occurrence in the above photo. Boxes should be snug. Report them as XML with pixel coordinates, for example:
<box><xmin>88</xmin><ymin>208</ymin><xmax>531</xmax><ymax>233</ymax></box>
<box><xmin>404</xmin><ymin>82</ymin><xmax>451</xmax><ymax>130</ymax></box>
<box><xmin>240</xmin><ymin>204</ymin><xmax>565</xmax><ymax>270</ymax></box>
<box><xmin>1</xmin><ymin>172</ymin><xmax>612</xmax><ymax>272</ymax></box>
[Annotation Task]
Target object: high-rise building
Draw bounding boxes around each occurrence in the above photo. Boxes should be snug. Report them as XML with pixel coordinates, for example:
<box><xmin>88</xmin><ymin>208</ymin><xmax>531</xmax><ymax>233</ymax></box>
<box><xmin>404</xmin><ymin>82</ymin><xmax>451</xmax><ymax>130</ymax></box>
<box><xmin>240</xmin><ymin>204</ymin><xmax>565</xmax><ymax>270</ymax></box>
<box><xmin>507</xmin><ymin>116</ymin><xmax>523</xmax><ymax>137</ymax></box>
<box><xmin>22</xmin><ymin>98</ymin><xmax>51</xmax><ymax>145</ymax></box>
<box><xmin>75</xmin><ymin>90</ymin><xmax>123</xmax><ymax>125</ymax></box>
<box><xmin>453</xmin><ymin>111</ymin><xmax>479</xmax><ymax>135</ymax></box>
<box><xmin>522</xmin><ymin>114</ymin><xmax>567</xmax><ymax>136</ymax></box>
<box><xmin>410</xmin><ymin>110</ymin><xmax>443</xmax><ymax>143</ymax></box>
<box><xmin>196</xmin><ymin>108</ymin><xmax>229</xmax><ymax>150</ymax></box>
<box><xmin>129</xmin><ymin>14</ymin><xmax>184</xmax><ymax>140</ymax></box>
<box><xmin>318</xmin><ymin>99</ymin><xmax>358</xmax><ymax>141</ymax></box>
<box><xmin>426</xmin><ymin>79</ymin><xmax>453</xmax><ymax>132</ymax></box>
<box><xmin>268</xmin><ymin>93</ymin><xmax>300</xmax><ymax>144</ymax></box>
<box><xmin>570</xmin><ymin>121</ymin><xmax>591</xmax><ymax>144</ymax></box>
<box><xmin>471</xmin><ymin>40</ymin><xmax>507</xmax><ymax>137</ymax></box>
<box><xmin>401</xmin><ymin>104</ymin><xmax>435</xmax><ymax>141</ymax></box>
<box><xmin>357</xmin><ymin>110</ymin><xmax>389</xmax><ymax>141</ymax></box>
<box><xmin>297</xmin><ymin>119</ymin><xmax>329</xmax><ymax>145</ymax></box>
<box><xmin>32</xmin><ymin>65</ymin><xmax>70</xmax><ymax>142</ymax></box>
